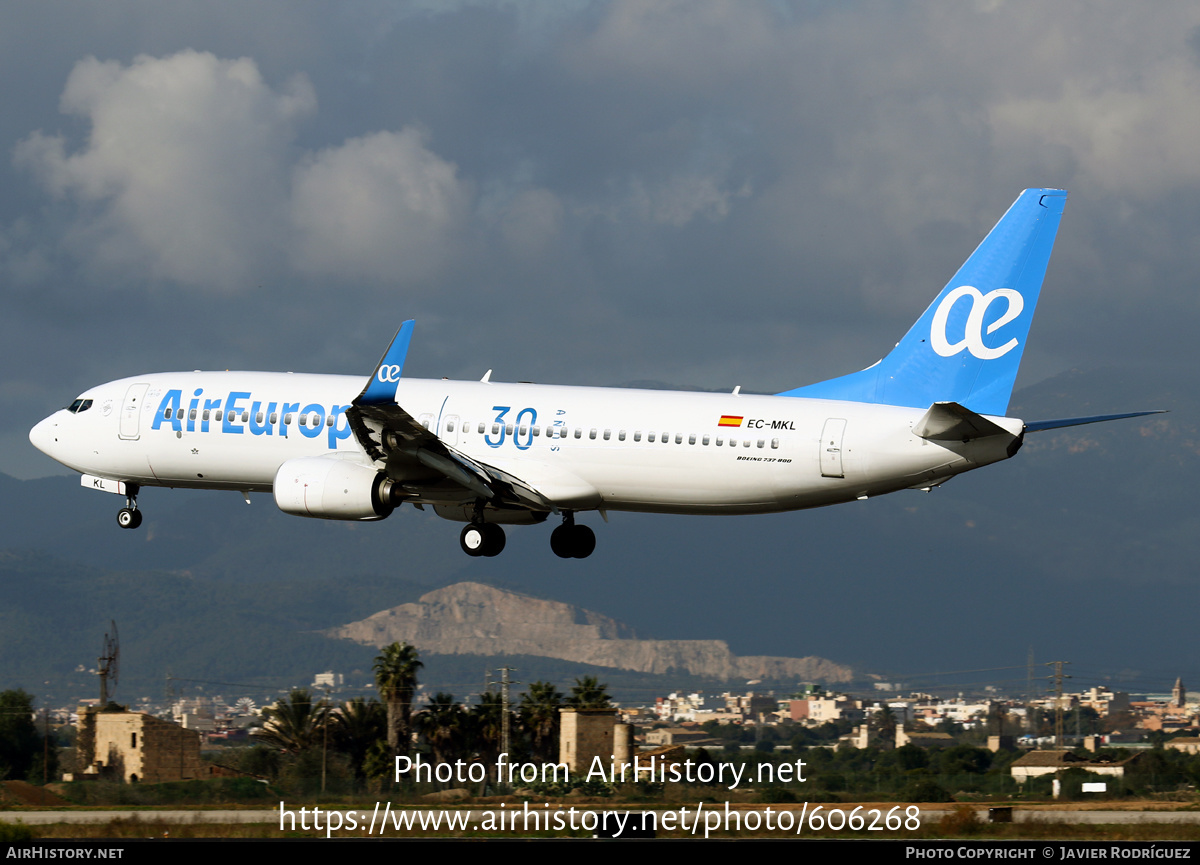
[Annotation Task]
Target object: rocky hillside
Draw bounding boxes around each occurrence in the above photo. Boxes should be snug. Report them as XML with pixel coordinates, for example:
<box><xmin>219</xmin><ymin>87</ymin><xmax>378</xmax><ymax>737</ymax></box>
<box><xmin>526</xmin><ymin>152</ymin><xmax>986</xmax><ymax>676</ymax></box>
<box><xmin>324</xmin><ymin>582</ymin><xmax>854</xmax><ymax>682</ymax></box>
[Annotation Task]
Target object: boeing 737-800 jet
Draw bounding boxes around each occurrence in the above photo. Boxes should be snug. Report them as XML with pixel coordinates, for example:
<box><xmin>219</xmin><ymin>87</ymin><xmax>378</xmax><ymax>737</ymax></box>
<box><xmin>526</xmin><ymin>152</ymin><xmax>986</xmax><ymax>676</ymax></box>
<box><xmin>29</xmin><ymin>189</ymin><xmax>1159</xmax><ymax>558</ymax></box>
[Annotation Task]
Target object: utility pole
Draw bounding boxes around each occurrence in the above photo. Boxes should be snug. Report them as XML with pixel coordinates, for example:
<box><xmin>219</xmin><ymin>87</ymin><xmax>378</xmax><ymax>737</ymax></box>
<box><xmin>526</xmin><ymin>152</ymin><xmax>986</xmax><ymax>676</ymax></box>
<box><xmin>1047</xmin><ymin>661</ymin><xmax>1071</xmax><ymax>748</ymax></box>
<box><xmin>1026</xmin><ymin>647</ymin><xmax>1036</xmax><ymax>733</ymax></box>
<box><xmin>498</xmin><ymin>667</ymin><xmax>517</xmax><ymax>761</ymax></box>
<box><xmin>321</xmin><ymin>687</ymin><xmax>331</xmax><ymax>795</ymax></box>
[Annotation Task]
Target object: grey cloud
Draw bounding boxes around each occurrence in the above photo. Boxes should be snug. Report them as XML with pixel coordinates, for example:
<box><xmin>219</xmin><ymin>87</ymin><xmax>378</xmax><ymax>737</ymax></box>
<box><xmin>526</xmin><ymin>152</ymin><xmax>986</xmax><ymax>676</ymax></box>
<box><xmin>291</xmin><ymin>128</ymin><xmax>473</xmax><ymax>284</ymax></box>
<box><xmin>15</xmin><ymin>51</ymin><xmax>315</xmax><ymax>289</ymax></box>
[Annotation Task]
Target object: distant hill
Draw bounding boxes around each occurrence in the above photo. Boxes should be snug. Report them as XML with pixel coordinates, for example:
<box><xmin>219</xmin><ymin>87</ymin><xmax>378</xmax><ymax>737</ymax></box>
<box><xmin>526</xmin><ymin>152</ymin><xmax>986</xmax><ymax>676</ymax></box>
<box><xmin>326</xmin><ymin>581</ymin><xmax>854</xmax><ymax>682</ymax></box>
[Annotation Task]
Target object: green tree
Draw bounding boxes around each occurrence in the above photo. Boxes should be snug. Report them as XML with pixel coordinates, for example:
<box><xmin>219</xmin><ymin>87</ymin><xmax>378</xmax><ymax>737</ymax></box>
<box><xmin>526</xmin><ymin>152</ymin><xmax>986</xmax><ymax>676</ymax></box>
<box><xmin>374</xmin><ymin>642</ymin><xmax>422</xmax><ymax>758</ymax></box>
<box><xmin>470</xmin><ymin>691</ymin><xmax>506</xmax><ymax>767</ymax></box>
<box><xmin>877</xmin><ymin>704</ymin><xmax>898</xmax><ymax>741</ymax></box>
<box><xmin>417</xmin><ymin>693</ymin><xmax>468</xmax><ymax>766</ymax></box>
<box><xmin>519</xmin><ymin>681</ymin><xmax>564</xmax><ymax>762</ymax></box>
<box><xmin>0</xmin><ymin>690</ymin><xmax>45</xmax><ymax>782</ymax></box>
<box><xmin>567</xmin><ymin>676</ymin><xmax>611</xmax><ymax>708</ymax></box>
<box><xmin>255</xmin><ymin>689</ymin><xmax>327</xmax><ymax>754</ymax></box>
<box><xmin>332</xmin><ymin>698</ymin><xmax>387</xmax><ymax>783</ymax></box>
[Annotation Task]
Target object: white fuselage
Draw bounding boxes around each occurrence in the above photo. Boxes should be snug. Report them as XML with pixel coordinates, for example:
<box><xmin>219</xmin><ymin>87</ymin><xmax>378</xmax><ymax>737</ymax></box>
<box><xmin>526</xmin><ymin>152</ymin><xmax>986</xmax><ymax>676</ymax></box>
<box><xmin>29</xmin><ymin>371</ymin><xmax>1023</xmax><ymax>516</ymax></box>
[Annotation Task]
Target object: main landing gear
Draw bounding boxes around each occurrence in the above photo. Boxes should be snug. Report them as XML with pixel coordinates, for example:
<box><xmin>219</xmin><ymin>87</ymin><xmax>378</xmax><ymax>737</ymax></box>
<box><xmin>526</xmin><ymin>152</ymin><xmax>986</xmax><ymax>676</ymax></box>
<box><xmin>116</xmin><ymin>488</ymin><xmax>142</xmax><ymax>530</ymax></box>
<box><xmin>457</xmin><ymin>506</ymin><xmax>596</xmax><ymax>559</ymax></box>
<box><xmin>460</xmin><ymin>523</ymin><xmax>506</xmax><ymax>557</ymax></box>
<box><xmin>550</xmin><ymin>512</ymin><xmax>595</xmax><ymax>559</ymax></box>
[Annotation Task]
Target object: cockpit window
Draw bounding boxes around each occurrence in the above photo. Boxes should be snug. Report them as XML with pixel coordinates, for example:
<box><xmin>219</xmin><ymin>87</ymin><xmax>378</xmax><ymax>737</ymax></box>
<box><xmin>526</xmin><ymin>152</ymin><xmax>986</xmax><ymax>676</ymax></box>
<box><xmin>67</xmin><ymin>398</ymin><xmax>93</xmax><ymax>414</ymax></box>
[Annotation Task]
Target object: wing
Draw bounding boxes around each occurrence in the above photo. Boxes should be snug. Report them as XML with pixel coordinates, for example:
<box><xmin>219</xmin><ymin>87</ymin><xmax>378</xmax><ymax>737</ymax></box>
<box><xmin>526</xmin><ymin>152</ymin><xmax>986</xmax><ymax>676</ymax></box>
<box><xmin>345</xmin><ymin>321</ymin><xmax>585</xmax><ymax>515</ymax></box>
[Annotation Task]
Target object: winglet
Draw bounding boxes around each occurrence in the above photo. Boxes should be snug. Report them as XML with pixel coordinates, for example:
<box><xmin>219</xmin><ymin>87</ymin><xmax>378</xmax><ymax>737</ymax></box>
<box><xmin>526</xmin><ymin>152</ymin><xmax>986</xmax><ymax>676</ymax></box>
<box><xmin>355</xmin><ymin>320</ymin><xmax>415</xmax><ymax>406</ymax></box>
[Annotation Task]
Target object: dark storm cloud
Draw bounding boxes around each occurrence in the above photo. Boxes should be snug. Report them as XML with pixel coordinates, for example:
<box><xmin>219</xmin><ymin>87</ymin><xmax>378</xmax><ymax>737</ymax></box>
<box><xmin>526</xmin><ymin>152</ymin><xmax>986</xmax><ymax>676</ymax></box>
<box><xmin>4</xmin><ymin>1</ymin><xmax>1200</xmax><ymax>478</ymax></box>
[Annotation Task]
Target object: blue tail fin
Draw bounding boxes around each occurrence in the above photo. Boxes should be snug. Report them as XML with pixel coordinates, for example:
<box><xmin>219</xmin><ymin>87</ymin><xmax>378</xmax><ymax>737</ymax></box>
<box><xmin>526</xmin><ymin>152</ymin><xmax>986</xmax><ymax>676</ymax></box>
<box><xmin>779</xmin><ymin>189</ymin><xmax>1067</xmax><ymax>416</ymax></box>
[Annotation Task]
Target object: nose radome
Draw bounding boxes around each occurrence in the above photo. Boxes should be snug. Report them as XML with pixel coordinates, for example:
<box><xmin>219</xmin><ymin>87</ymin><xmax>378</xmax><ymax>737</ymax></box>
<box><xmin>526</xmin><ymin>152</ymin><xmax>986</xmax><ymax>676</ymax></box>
<box><xmin>29</xmin><ymin>415</ymin><xmax>57</xmax><ymax>456</ymax></box>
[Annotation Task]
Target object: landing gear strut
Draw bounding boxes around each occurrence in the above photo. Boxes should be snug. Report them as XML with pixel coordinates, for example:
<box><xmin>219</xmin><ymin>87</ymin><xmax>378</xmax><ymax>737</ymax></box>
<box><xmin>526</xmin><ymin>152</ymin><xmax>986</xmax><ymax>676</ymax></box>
<box><xmin>116</xmin><ymin>487</ymin><xmax>142</xmax><ymax>530</ymax></box>
<box><xmin>550</xmin><ymin>512</ymin><xmax>595</xmax><ymax>559</ymax></box>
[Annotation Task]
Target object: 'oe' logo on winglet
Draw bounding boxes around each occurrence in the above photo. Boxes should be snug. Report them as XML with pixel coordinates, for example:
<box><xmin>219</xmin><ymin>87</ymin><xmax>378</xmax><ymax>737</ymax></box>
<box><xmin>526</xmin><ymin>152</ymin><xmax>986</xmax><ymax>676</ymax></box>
<box><xmin>376</xmin><ymin>364</ymin><xmax>403</xmax><ymax>383</ymax></box>
<box><xmin>930</xmin><ymin>285</ymin><xmax>1024</xmax><ymax>360</ymax></box>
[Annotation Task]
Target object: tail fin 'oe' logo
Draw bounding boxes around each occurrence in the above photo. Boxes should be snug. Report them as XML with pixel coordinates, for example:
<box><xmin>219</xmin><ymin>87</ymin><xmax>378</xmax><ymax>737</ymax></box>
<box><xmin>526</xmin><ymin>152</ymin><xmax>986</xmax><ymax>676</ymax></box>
<box><xmin>376</xmin><ymin>364</ymin><xmax>403</xmax><ymax>383</ymax></box>
<box><xmin>930</xmin><ymin>286</ymin><xmax>1024</xmax><ymax>360</ymax></box>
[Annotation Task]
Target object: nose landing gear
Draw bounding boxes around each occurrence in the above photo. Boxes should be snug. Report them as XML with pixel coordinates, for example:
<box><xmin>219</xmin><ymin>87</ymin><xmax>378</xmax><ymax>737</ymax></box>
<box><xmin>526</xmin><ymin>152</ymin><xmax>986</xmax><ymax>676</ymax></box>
<box><xmin>550</xmin><ymin>512</ymin><xmax>595</xmax><ymax>559</ymax></box>
<box><xmin>116</xmin><ymin>488</ymin><xmax>142</xmax><ymax>529</ymax></box>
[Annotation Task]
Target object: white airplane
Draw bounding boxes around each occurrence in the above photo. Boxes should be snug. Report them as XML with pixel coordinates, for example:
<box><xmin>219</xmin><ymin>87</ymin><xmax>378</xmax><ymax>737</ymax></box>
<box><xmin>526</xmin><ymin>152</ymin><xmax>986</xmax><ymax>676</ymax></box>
<box><xmin>29</xmin><ymin>188</ymin><xmax>1159</xmax><ymax>558</ymax></box>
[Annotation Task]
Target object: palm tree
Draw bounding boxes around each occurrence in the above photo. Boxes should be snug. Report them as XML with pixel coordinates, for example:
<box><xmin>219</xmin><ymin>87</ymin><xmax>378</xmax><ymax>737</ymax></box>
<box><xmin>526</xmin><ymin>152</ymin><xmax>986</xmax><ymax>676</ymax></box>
<box><xmin>255</xmin><ymin>689</ymin><xmax>327</xmax><ymax>754</ymax></box>
<box><xmin>470</xmin><ymin>691</ymin><xmax>506</xmax><ymax>767</ymax></box>
<box><xmin>519</xmin><ymin>681</ymin><xmax>563</xmax><ymax>762</ymax></box>
<box><xmin>374</xmin><ymin>642</ymin><xmax>422</xmax><ymax>757</ymax></box>
<box><xmin>417</xmin><ymin>692</ymin><xmax>467</xmax><ymax>766</ymax></box>
<box><xmin>567</xmin><ymin>675</ymin><xmax>611</xmax><ymax>709</ymax></box>
<box><xmin>332</xmin><ymin>697</ymin><xmax>387</xmax><ymax>783</ymax></box>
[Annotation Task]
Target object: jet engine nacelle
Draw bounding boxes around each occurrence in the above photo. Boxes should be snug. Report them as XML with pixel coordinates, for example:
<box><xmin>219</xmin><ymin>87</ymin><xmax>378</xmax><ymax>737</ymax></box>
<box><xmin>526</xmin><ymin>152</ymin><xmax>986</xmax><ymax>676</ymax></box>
<box><xmin>274</xmin><ymin>457</ymin><xmax>394</xmax><ymax>521</ymax></box>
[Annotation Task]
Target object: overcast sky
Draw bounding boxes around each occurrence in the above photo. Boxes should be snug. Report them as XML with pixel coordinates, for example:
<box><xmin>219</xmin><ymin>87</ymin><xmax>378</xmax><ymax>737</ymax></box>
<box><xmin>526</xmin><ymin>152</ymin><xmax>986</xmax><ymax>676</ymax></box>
<box><xmin>6</xmin><ymin>1</ymin><xmax>1199</xmax><ymax>479</ymax></box>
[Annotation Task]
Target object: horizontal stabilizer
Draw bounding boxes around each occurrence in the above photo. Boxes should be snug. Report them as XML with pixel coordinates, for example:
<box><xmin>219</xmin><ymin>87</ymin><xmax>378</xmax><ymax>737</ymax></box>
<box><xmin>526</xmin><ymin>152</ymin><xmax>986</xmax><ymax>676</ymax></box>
<box><xmin>1024</xmin><ymin>410</ymin><xmax>1165</xmax><ymax>433</ymax></box>
<box><xmin>913</xmin><ymin>401</ymin><xmax>1012</xmax><ymax>441</ymax></box>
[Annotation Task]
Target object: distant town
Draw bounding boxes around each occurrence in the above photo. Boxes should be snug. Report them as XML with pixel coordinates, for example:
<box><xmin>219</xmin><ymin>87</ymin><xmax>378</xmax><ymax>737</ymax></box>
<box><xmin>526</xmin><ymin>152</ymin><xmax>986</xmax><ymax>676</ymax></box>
<box><xmin>5</xmin><ymin>642</ymin><xmax>1198</xmax><ymax>809</ymax></box>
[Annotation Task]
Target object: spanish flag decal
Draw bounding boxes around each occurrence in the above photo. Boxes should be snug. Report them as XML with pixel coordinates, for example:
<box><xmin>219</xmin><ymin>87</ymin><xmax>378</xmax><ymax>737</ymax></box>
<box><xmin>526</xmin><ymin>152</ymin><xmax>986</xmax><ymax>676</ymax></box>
<box><xmin>718</xmin><ymin>415</ymin><xmax>743</xmax><ymax>427</ymax></box>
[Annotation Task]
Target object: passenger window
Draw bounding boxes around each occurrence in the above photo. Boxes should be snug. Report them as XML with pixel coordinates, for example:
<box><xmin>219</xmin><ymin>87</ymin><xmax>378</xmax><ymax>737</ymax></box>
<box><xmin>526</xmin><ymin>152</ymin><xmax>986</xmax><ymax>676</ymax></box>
<box><xmin>574</xmin><ymin>428</ymin><xmax>582</xmax><ymax>439</ymax></box>
<box><xmin>688</xmin><ymin>434</ymin><xmax>696</xmax><ymax>445</ymax></box>
<box><xmin>492</xmin><ymin>424</ymin><xmax>500</xmax><ymax>435</ymax></box>
<box><xmin>326</xmin><ymin>415</ymin><xmax>334</xmax><ymax>427</ymax></box>
<box><xmin>715</xmin><ymin>437</ymin><xmax>723</xmax><ymax>446</ymax></box>
<box><xmin>648</xmin><ymin>432</ymin><xmax>656</xmax><ymax>442</ymax></box>
<box><xmin>215</xmin><ymin>410</ymin><xmax>223</xmax><ymax>421</ymax></box>
<box><xmin>702</xmin><ymin>435</ymin><xmax>710</xmax><ymax>445</ymax></box>
<box><xmin>603</xmin><ymin>429</ymin><xmax>611</xmax><ymax>440</ymax></box>
<box><xmin>202</xmin><ymin>409</ymin><xmax>210</xmax><ymax>421</ymax></box>
<box><xmin>164</xmin><ymin>408</ymin><xmax>173</xmax><ymax>419</ymax></box>
<box><xmin>189</xmin><ymin>409</ymin><xmax>198</xmax><ymax>421</ymax></box>
<box><xmin>742</xmin><ymin>439</ymin><xmax>750</xmax><ymax>447</ymax></box>
<box><xmin>299</xmin><ymin>415</ymin><xmax>307</xmax><ymax>427</ymax></box>
<box><xmin>271</xmin><ymin>413</ymin><xmax>279</xmax><ymax>424</ymax></box>
<box><xmin>618</xmin><ymin>430</ymin><xmax>626</xmax><ymax>441</ymax></box>
<box><xmin>662</xmin><ymin>432</ymin><xmax>669</xmax><ymax>443</ymax></box>
<box><xmin>589</xmin><ymin>429</ymin><xmax>597</xmax><ymax>440</ymax></box>
<box><xmin>284</xmin><ymin>413</ymin><xmax>293</xmax><ymax>425</ymax></box>
<box><xmin>674</xmin><ymin>433</ymin><xmax>683</xmax><ymax>444</ymax></box>
<box><xmin>757</xmin><ymin>439</ymin><xmax>765</xmax><ymax>448</ymax></box>
<box><xmin>633</xmin><ymin>431</ymin><xmax>642</xmax><ymax>442</ymax></box>
<box><xmin>244</xmin><ymin>411</ymin><xmax>251</xmax><ymax>423</ymax></box>
<box><xmin>519</xmin><ymin>425</ymin><xmax>528</xmax><ymax>436</ymax></box>
<box><xmin>771</xmin><ymin>438</ymin><xmax>779</xmax><ymax>449</ymax></box>
<box><xmin>505</xmin><ymin>424</ymin><xmax>513</xmax><ymax>436</ymax></box>
<box><xmin>478</xmin><ymin>422</ymin><xmax>485</xmax><ymax>434</ymax></box>
<box><xmin>257</xmin><ymin>412</ymin><xmax>264</xmax><ymax>424</ymax></box>
<box><xmin>532</xmin><ymin>426</ymin><xmax>540</xmax><ymax>436</ymax></box>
